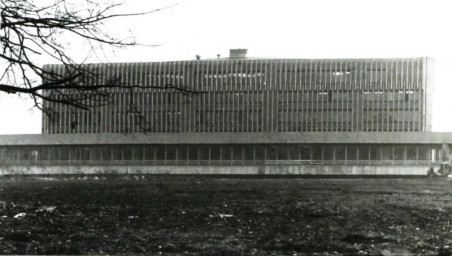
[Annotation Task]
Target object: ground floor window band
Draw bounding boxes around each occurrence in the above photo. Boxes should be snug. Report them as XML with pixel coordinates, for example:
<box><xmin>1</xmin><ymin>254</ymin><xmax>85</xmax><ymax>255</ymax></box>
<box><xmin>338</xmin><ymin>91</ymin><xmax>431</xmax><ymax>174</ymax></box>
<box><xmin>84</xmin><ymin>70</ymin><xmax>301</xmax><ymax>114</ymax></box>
<box><xmin>0</xmin><ymin>144</ymin><xmax>441</xmax><ymax>166</ymax></box>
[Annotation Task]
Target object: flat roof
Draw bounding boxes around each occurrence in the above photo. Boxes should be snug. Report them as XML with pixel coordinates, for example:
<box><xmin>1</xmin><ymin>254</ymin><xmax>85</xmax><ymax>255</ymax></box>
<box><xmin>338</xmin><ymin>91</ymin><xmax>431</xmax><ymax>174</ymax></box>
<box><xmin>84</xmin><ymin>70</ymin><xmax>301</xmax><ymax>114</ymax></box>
<box><xmin>43</xmin><ymin>57</ymin><xmax>431</xmax><ymax>67</ymax></box>
<box><xmin>1</xmin><ymin>132</ymin><xmax>452</xmax><ymax>146</ymax></box>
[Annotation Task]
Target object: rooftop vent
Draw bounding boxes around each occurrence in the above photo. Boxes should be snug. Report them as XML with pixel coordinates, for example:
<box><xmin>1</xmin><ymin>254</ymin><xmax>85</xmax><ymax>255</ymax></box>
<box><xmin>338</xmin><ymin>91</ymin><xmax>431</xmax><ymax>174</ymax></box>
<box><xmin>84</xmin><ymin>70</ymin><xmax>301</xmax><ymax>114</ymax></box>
<box><xmin>229</xmin><ymin>49</ymin><xmax>247</xmax><ymax>59</ymax></box>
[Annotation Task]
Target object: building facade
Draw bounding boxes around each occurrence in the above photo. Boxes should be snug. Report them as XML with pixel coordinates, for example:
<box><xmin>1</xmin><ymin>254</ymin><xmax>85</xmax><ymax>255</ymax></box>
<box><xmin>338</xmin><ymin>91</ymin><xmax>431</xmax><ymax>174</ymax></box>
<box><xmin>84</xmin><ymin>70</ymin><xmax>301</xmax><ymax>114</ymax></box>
<box><xmin>0</xmin><ymin>52</ymin><xmax>449</xmax><ymax>175</ymax></box>
<box><xmin>42</xmin><ymin>57</ymin><xmax>433</xmax><ymax>134</ymax></box>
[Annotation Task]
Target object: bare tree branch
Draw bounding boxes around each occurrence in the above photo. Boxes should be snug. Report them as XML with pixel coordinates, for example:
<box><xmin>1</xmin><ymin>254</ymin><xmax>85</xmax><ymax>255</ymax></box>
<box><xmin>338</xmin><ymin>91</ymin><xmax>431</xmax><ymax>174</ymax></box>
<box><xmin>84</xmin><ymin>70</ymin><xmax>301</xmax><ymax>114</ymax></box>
<box><xmin>1</xmin><ymin>0</ymin><xmax>188</xmax><ymax>119</ymax></box>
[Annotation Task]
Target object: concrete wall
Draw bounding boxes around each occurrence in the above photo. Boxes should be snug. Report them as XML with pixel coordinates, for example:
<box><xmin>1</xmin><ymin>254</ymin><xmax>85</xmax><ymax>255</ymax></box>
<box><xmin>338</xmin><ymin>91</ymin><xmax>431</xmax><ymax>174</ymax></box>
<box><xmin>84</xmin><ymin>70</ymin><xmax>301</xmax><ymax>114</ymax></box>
<box><xmin>0</xmin><ymin>165</ymin><xmax>429</xmax><ymax>176</ymax></box>
<box><xmin>3</xmin><ymin>132</ymin><xmax>452</xmax><ymax>146</ymax></box>
<box><xmin>425</xmin><ymin>57</ymin><xmax>435</xmax><ymax>132</ymax></box>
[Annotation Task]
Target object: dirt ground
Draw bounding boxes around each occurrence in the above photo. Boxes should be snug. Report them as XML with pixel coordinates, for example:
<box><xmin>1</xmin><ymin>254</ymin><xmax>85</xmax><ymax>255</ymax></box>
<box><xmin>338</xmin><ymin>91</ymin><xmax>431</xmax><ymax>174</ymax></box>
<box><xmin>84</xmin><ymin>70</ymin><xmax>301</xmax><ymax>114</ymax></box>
<box><xmin>0</xmin><ymin>175</ymin><xmax>451</xmax><ymax>255</ymax></box>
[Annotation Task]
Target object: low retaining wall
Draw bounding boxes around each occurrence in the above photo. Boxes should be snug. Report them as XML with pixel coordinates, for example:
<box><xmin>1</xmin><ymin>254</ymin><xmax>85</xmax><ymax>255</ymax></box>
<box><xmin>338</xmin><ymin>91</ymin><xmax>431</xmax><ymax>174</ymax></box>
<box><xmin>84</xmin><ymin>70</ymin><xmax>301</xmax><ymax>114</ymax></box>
<box><xmin>0</xmin><ymin>165</ymin><xmax>430</xmax><ymax>176</ymax></box>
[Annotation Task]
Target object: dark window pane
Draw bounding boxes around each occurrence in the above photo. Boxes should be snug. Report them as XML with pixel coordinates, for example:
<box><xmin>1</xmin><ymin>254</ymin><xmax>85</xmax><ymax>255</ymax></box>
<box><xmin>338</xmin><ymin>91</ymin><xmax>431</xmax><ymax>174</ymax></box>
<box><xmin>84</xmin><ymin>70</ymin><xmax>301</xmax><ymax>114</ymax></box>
<box><xmin>288</xmin><ymin>145</ymin><xmax>299</xmax><ymax>160</ymax></box>
<box><xmin>28</xmin><ymin>148</ymin><xmax>39</xmax><ymax>162</ymax></box>
<box><xmin>188</xmin><ymin>146</ymin><xmax>198</xmax><ymax>161</ymax></box>
<box><xmin>144</xmin><ymin>146</ymin><xmax>154</xmax><ymax>160</ymax></box>
<box><xmin>406</xmin><ymin>146</ymin><xmax>417</xmax><ymax>160</ymax></box>
<box><xmin>39</xmin><ymin>147</ymin><xmax>49</xmax><ymax>161</ymax></box>
<box><xmin>92</xmin><ymin>147</ymin><xmax>102</xmax><ymax>161</ymax></box>
<box><xmin>134</xmin><ymin>146</ymin><xmax>143</xmax><ymax>161</ymax></box>
<box><xmin>255</xmin><ymin>146</ymin><xmax>265</xmax><ymax>161</ymax></box>
<box><xmin>0</xmin><ymin>147</ymin><xmax>15</xmax><ymax>162</ymax></box>
<box><xmin>370</xmin><ymin>145</ymin><xmax>380</xmax><ymax>160</ymax></box>
<box><xmin>324</xmin><ymin>146</ymin><xmax>333</xmax><ymax>160</ymax></box>
<box><xmin>232</xmin><ymin>145</ymin><xmax>243</xmax><ymax>161</ymax></box>
<box><xmin>221</xmin><ymin>145</ymin><xmax>232</xmax><ymax>160</ymax></box>
<box><xmin>199</xmin><ymin>146</ymin><xmax>209</xmax><ymax>160</ymax></box>
<box><xmin>0</xmin><ymin>148</ymin><xmax>6</xmax><ymax>160</ymax></box>
<box><xmin>418</xmin><ymin>146</ymin><xmax>430</xmax><ymax>160</ymax></box>
<box><xmin>178</xmin><ymin>146</ymin><xmax>188</xmax><ymax>160</ymax></box>
<box><xmin>358</xmin><ymin>146</ymin><xmax>370</xmax><ymax>161</ymax></box>
<box><xmin>335</xmin><ymin>146</ymin><xmax>346</xmax><ymax>161</ymax></box>
<box><xmin>300</xmin><ymin>146</ymin><xmax>311</xmax><ymax>160</ymax></box>
<box><xmin>244</xmin><ymin>145</ymin><xmax>254</xmax><ymax>160</ymax></box>
<box><xmin>81</xmin><ymin>147</ymin><xmax>90</xmax><ymax>160</ymax></box>
<box><xmin>381</xmin><ymin>145</ymin><xmax>392</xmax><ymax>160</ymax></box>
<box><xmin>112</xmin><ymin>146</ymin><xmax>122</xmax><ymax>160</ymax></box>
<box><xmin>266</xmin><ymin>145</ymin><xmax>278</xmax><ymax>160</ymax></box>
<box><xmin>346</xmin><ymin>145</ymin><xmax>358</xmax><ymax>160</ymax></box>
<box><xmin>210</xmin><ymin>146</ymin><xmax>221</xmax><ymax>160</ymax></box>
<box><xmin>277</xmin><ymin>145</ymin><xmax>287</xmax><ymax>160</ymax></box>
<box><xmin>71</xmin><ymin>147</ymin><xmax>80</xmax><ymax>161</ymax></box>
<box><xmin>155</xmin><ymin>145</ymin><xmax>165</xmax><ymax>160</ymax></box>
<box><xmin>393</xmin><ymin>146</ymin><xmax>405</xmax><ymax>160</ymax></box>
<box><xmin>102</xmin><ymin>147</ymin><xmax>112</xmax><ymax>160</ymax></box>
<box><xmin>312</xmin><ymin>146</ymin><xmax>322</xmax><ymax>160</ymax></box>
<box><xmin>123</xmin><ymin>146</ymin><xmax>133</xmax><ymax>160</ymax></box>
<box><xmin>60</xmin><ymin>147</ymin><xmax>70</xmax><ymax>161</ymax></box>
<box><xmin>49</xmin><ymin>147</ymin><xmax>60</xmax><ymax>161</ymax></box>
<box><xmin>166</xmin><ymin>146</ymin><xmax>177</xmax><ymax>160</ymax></box>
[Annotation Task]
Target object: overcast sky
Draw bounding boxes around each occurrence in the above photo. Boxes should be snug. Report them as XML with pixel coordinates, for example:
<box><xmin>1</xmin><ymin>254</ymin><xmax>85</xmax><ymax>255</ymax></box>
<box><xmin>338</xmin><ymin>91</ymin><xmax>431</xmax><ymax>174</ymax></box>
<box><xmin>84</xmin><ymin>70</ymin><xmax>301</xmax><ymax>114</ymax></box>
<box><xmin>1</xmin><ymin>0</ymin><xmax>452</xmax><ymax>134</ymax></box>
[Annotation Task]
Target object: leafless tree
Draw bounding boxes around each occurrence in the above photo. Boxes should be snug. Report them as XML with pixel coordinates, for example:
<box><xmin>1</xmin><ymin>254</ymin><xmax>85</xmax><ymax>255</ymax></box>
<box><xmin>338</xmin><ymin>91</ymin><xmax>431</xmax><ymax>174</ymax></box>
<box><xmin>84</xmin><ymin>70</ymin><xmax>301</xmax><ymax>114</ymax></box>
<box><xmin>0</xmin><ymin>0</ymin><xmax>195</xmax><ymax>117</ymax></box>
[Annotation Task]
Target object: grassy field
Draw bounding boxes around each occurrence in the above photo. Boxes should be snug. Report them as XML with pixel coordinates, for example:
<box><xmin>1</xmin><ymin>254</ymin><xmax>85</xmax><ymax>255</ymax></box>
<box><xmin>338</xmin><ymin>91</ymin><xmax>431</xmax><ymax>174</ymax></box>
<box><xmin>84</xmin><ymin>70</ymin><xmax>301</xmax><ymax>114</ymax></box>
<box><xmin>0</xmin><ymin>175</ymin><xmax>451</xmax><ymax>255</ymax></box>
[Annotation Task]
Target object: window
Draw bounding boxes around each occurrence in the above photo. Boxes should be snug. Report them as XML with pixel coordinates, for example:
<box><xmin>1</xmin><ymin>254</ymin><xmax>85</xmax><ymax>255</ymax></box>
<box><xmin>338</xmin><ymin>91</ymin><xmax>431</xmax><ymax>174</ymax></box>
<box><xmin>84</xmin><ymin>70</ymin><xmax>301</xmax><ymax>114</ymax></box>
<box><xmin>335</xmin><ymin>146</ymin><xmax>346</xmax><ymax>161</ymax></box>
<box><xmin>381</xmin><ymin>145</ymin><xmax>393</xmax><ymax>160</ymax></box>
<box><xmin>123</xmin><ymin>146</ymin><xmax>133</xmax><ymax>160</ymax></box>
<box><xmin>155</xmin><ymin>146</ymin><xmax>165</xmax><ymax>161</ymax></box>
<box><xmin>210</xmin><ymin>146</ymin><xmax>221</xmax><ymax>160</ymax></box>
<box><xmin>134</xmin><ymin>146</ymin><xmax>144</xmax><ymax>161</ymax></box>
<box><xmin>266</xmin><ymin>145</ymin><xmax>278</xmax><ymax>160</ymax></box>
<box><xmin>59</xmin><ymin>147</ymin><xmax>69</xmax><ymax>161</ymax></box>
<box><xmin>287</xmin><ymin>145</ymin><xmax>299</xmax><ymax>160</ymax></box>
<box><xmin>199</xmin><ymin>146</ymin><xmax>209</xmax><ymax>161</ymax></box>
<box><xmin>244</xmin><ymin>145</ymin><xmax>254</xmax><ymax>161</ymax></box>
<box><xmin>347</xmin><ymin>146</ymin><xmax>358</xmax><ymax>160</ymax></box>
<box><xmin>112</xmin><ymin>146</ymin><xmax>122</xmax><ymax>161</ymax></box>
<box><xmin>188</xmin><ymin>146</ymin><xmax>198</xmax><ymax>161</ymax></box>
<box><xmin>370</xmin><ymin>146</ymin><xmax>380</xmax><ymax>160</ymax></box>
<box><xmin>358</xmin><ymin>146</ymin><xmax>370</xmax><ymax>161</ymax></box>
<box><xmin>221</xmin><ymin>146</ymin><xmax>232</xmax><ymax>161</ymax></box>
<box><xmin>277</xmin><ymin>145</ymin><xmax>288</xmax><ymax>160</ymax></box>
<box><xmin>255</xmin><ymin>146</ymin><xmax>266</xmax><ymax>161</ymax></box>
<box><xmin>232</xmin><ymin>145</ymin><xmax>243</xmax><ymax>161</ymax></box>
<box><xmin>333</xmin><ymin>71</ymin><xmax>351</xmax><ymax>76</ymax></box>
<box><xmin>406</xmin><ymin>146</ymin><xmax>417</xmax><ymax>161</ymax></box>
<box><xmin>144</xmin><ymin>146</ymin><xmax>154</xmax><ymax>160</ymax></box>
<box><xmin>393</xmin><ymin>146</ymin><xmax>405</xmax><ymax>160</ymax></box>
<box><xmin>81</xmin><ymin>147</ymin><xmax>90</xmax><ymax>161</ymax></box>
<box><xmin>312</xmin><ymin>146</ymin><xmax>322</xmax><ymax>160</ymax></box>
<box><xmin>323</xmin><ymin>146</ymin><xmax>334</xmax><ymax>160</ymax></box>
<box><xmin>417</xmin><ymin>146</ymin><xmax>430</xmax><ymax>161</ymax></box>
<box><xmin>300</xmin><ymin>147</ymin><xmax>311</xmax><ymax>160</ymax></box>
<box><xmin>166</xmin><ymin>146</ymin><xmax>177</xmax><ymax>160</ymax></box>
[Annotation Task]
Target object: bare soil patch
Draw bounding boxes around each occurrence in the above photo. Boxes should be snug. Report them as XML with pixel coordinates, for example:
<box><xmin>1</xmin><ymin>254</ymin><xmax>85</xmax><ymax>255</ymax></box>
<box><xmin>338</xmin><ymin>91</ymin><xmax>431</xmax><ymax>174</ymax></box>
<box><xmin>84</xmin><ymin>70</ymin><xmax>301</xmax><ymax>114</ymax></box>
<box><xmin>0</xmin><ymin>175</ymin><xmax>451</xmax><ymax>255</ymax></box>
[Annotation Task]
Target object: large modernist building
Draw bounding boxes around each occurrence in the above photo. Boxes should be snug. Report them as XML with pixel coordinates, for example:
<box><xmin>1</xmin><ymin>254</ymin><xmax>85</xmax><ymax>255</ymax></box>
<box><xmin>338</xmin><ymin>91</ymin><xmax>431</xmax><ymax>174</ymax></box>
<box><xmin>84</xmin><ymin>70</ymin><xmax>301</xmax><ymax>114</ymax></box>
<box><xmin>0</xmin><ymin>50</ymin><xmax>450</xmax><ymax>175</ymax></box>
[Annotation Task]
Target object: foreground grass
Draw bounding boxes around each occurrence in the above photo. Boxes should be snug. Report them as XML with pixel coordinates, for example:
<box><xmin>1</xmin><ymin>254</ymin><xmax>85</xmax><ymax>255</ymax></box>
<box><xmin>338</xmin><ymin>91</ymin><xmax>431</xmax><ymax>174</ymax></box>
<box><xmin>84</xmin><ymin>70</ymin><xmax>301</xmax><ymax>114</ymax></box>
<box><xmin>0</xmin><ymin>176</ymin><xmax>451</xmax><ymax>255</ymax></box>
